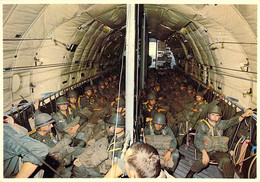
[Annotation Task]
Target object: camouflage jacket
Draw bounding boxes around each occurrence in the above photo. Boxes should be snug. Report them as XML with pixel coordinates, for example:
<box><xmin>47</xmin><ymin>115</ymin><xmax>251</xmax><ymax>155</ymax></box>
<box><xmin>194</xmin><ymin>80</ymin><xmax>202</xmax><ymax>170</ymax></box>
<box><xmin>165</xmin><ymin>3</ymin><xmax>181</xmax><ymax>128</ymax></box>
<box><xmin>195</xmin><ymin>115</ymin><xmax>240</xmax><ymax>152</ymax></box>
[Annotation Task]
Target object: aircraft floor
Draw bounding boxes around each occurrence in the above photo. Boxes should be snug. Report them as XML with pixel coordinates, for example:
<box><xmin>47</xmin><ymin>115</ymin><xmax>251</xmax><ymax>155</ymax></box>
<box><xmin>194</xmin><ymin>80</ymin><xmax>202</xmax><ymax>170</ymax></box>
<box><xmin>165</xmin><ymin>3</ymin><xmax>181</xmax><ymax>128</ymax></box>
<box><xmin>174</xmin><ymin>142</ymin><xmax>223</xmax><ymax>178</ymax></box>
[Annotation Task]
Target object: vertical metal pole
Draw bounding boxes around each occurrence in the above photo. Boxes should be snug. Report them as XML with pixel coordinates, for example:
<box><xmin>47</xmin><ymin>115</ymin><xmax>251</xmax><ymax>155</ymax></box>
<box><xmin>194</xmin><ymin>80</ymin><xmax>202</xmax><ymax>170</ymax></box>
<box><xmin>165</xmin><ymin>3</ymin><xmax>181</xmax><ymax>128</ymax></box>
<box><xmin>140</xmin><ymin>5</ymin><xmax>145</xmax><ymax>89</ymax></box>
<box><xmin>126</xmin><ymin>4</ymin><xmax>135</xmax><ymax>144</ymax></box>
<box><xmin>135</xmin><ymin>4</ymin><xmax>140</xmax><ymax>125</ymax></box>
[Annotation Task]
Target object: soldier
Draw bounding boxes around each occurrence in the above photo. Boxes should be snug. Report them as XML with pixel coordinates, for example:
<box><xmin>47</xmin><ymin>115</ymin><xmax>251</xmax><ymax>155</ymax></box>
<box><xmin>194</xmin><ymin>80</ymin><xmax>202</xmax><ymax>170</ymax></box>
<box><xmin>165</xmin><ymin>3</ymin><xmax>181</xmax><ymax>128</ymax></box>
<box><xmin>79</xmin><ymin>86</ymin><xmax>103</xmax><ymax>112</ymax></box>
<box><xmin>67</xmin><ymin>90</ymin><xmax>92</xmax><ymax>119</ymax></box>
<box><xmin>4</xmin><ymin>116</ymin><xmax>50</xmax><ymax>178</ymax></box>
<box><xmin>144</xmin><ymin>113</ymin><xmax>179</xmax><ymax>174</ymax></box>
<box><xmin>186</xmin><ymin>105</ymin><xmax>253</xmax><ymax>178</ymax></box>
<box><xmin>52</xmin><ymin>96</ymin><xmax>86</xmax><ymax>143</ymax></box>
<box><xmin>124</xmin><ymin>141</ymin><xmax>174</xmax><ymax>178</ymax></box>
<box><xmin>31</xmin><ymin>113</ymin><xmax>84</xmax><ymax>178</ymax></box>
<box><xmin>104</xmin><ymin>113</ymin><xmax>127</xmax><ymax>178</ymax></box>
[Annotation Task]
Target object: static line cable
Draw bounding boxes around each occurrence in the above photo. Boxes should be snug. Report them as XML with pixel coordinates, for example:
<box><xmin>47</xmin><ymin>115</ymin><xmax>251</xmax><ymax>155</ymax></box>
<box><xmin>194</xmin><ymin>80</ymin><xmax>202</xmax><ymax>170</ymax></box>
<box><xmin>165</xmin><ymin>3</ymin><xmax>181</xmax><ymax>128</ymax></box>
<box><xmin>110</xmin><ymin>41</ymin><xmax>125</xmax><ymax>177</ymax></box>
<box><xmin>4</xmin><ymin>129</ymin><xmax>63</xmax><ymax>178</ymax></box>
<box><xmin>210</xmin><ymin>70</ymin><xmax>257</xmax><ymax>83</ymax></box>
<box><xmin>201</xmin><ymin>64</ymin><xmax>257</xmax><ymax>75</ymax></box>
<box><xmin>209</xmin><ymin>41</ymin><xmax>257</xmax><ymax>47</ymax></box>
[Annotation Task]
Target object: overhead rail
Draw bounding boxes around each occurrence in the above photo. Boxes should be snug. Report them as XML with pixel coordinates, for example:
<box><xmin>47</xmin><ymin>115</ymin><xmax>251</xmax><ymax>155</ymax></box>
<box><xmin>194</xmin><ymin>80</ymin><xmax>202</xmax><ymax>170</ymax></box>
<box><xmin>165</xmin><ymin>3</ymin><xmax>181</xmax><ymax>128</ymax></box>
<box><xmin>3</xmin><ymin>70</ymin><xmax>111</xmax><ymax>116</ymax></box>
<box><xmin>4</xmin><ymin>60</ymin><xmax>97</xmax><ymax>72</ymax></box>
<box><xmin>209</xmin><ymin>41</ymin><xmax>257</xmax><ymax>47</ymax></box>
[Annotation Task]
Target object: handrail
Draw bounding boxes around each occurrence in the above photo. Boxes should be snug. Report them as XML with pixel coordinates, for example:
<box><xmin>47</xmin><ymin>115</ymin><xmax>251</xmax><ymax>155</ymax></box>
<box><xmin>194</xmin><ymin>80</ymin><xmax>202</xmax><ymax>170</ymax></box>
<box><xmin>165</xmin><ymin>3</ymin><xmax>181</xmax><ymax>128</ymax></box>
<box><xmin>4</xmin><ymin>70</ymin><xmax>112</xmax><ymax>116</ymax></box>
<box><xmin>188</xmin><ymin>71</ymin><xmax>257</xmax><ymax>121</ymax></box>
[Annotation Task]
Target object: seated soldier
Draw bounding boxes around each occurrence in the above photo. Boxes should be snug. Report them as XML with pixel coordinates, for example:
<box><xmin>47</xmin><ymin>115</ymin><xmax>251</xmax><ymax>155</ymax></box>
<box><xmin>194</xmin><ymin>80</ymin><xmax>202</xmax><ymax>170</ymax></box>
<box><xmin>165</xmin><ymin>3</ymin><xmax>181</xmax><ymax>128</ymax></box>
<box><xmin>144</xmin><ymin>113</ymin><xmax>179</xmax><ymax>174</ymax></box>
<box><xmin>67</xmin><ymin>90</ymin><xmax>92</xmax><ymax>119</ymax></box>
<box><xmin>79</xmin><ymin>86</ymin><xmax>103</xmax><ymax>112</ymax></box>
<box><xmin>186</xmin><ymin>105</ymin><xmax>253</xmax><ymax>178</ymax></box>
<box><xmin>104</xmin><ymin>113</ymin><xmax>127</xmax><ymax>178</ymax></box>
<box><xmin>124</xmin><ymin>142</ymin><xmax>174</xmax><ymax>178</ymax></box>
<box><xmin>142</xmin><ymin>93</ymin><xmax>166</xmax><ymax>128</ymax></box>
<box><xmin>4</xmin><ymin>116</ymin><xmax>50</xmax><ymax>178</ymax></box>
<box><xmin>52</xmin><ymin>96</ymin><xmax>86</xmax><ymax>144</ymax></box>
<box><xmin>31</xmin><ymin>113</ymin><xmax>84</xmax><ymax>178</ymax></box>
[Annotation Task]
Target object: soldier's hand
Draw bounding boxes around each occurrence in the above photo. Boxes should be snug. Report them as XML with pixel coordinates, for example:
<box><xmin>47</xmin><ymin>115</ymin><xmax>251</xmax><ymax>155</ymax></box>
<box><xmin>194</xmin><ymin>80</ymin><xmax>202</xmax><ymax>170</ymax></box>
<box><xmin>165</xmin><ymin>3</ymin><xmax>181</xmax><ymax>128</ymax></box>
<box><xmin>158</xmin><ymin>97</ymin><xmax>163</xmax><ymax>101</ymax></box>
<box><xmin>67</xmin><ymin>124</ymin><xmax>79</xmax><ymax>136</ymax></box>
<box><xmin>240</xmin><ymin>109</ymin><xmax>253</xmax><ymax>119</ymax></box>
<box><xmin>202</xmin><ymin>150</ymin><xmax>210</xmax><ymax>165</ymax></box>
<box><xmin>164</xmin><ymin>151</ymin><xmax>171</xmax><ymax>162</ymax></box>
<box><xmin>158</xmin><ymin>108</ymin><xmax>166</xmax><ymax>113</ymax></box>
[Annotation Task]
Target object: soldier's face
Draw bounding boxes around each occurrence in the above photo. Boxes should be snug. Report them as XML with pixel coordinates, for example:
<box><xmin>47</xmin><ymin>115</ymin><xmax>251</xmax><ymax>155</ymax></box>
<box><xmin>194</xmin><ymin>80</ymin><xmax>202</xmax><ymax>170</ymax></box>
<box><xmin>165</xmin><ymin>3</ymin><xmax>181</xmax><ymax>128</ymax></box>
<box><xmin>187</xmin><ymin>90</ymin><xmax>192</xmax><ymax>94</ymax></box>
<box><xmin>180</xmin><ymin>86</ymin><xmax>186</xmax><ymax>91</ymax></box>
<box><xmin>149</xmin><ymin>99</ymin><xmax>156</xmax><ymax>106</ymax></box>
<box><xmin>69</xmin><ymin>97</ymin><xmax>77</xmax><ymax>104</ymax></box>
<box><xmin>93</xmin><ymin>89</ymin><xmax>97</xmax><ymax>93</ymax></box>
<box><xmin>155</xmin><ymin>86</ymin><xmax>160</xmax><ymax>92</ymax></box>
<box><xmin>58</xmin><ymin>104</ymin><xmax>68</xmax><ymax>111</ymax></box>
<box><xmin>85</xmin><ymin>90</ymin><xmax>92</xmax><ymax>96</ymax></box>
<box><xmin>154</xmin><ymin>124</ymin><xmax>163</xmax><ymax>131</ymax></box>
<box><xmin>105</xmin><ymin>82</ymin><xmax>109</xmax><ymax>86</ymax></box>
<box><xmin>99</xmin><ymin>85</ymin><xmax>105</xmax><ymax>90</ymax></box>
<box><xmin>109</xmin><ymin>126</ymin><xmax>124</xmax><ymax>134</ymax></box>
<box><xmin>196</xmin><ymin>96</ymin><xmax>202</xmax><ymax>102</ymax></box>
<box><xmin>208</xmin><ymin>113</ymin><xmax>221</xmax><ymax>122</ymax></box>
<box><xmin>39</xmin><ymin>123</ymin><xmax>53</xmax><ymax>133</ymax></box>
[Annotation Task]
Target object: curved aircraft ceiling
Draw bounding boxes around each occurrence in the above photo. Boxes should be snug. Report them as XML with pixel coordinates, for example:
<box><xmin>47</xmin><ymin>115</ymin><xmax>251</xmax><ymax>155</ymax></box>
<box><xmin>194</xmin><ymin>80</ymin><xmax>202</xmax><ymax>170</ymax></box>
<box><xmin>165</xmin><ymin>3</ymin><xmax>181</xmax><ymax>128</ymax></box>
<box><xmin>3</xmin><ymin>4</ymin><xmax>257</xmax><ymax>112</ymax></box>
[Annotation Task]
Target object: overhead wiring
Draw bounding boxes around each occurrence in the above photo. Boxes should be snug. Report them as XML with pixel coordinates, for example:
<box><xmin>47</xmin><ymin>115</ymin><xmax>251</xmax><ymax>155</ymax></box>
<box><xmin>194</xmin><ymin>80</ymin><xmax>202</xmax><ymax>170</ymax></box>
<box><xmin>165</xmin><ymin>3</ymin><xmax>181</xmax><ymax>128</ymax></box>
<box><xmin>210</xmin><ymin>70</ymin><xmax>257</xmax><ymax>83</ymax></box>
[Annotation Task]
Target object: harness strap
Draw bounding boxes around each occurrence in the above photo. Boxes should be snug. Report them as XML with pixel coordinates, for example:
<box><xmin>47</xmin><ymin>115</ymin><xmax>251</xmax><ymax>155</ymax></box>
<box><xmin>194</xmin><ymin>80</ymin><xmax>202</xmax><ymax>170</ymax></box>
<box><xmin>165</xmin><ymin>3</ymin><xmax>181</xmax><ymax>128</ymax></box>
<box><xmin>201</xmin><ymin>119</ymin><xmax>214</xmax><ymax>136</ymax></box>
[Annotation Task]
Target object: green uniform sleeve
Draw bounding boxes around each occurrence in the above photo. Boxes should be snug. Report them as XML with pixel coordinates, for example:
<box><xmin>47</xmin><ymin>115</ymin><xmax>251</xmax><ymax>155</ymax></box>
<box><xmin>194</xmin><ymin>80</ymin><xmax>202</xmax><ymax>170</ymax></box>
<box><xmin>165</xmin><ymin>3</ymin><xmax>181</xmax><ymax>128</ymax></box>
<box><xmin>194</xmin><ymin>121</ymin><xmax>206</xmax><ymax>152</ymax></box>
<box><xmin>221</xmin><ymin>115</ymin><xmax>240</xmax><ymax>130</ymax></box>
<box><xmin>165</xmin><ymin>126</ymin><xmax>177</xmax><ymax>150</ymax></box>
<box><xmin>4</xmin><ymin>127</ymin><xmax>50</xmax><ymax>166</ymax></box>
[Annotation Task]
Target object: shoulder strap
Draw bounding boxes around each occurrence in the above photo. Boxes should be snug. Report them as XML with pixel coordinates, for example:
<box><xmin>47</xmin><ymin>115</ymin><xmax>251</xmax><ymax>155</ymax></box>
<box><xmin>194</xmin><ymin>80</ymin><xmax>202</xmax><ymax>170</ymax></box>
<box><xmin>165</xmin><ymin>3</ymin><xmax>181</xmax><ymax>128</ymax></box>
<box><xmin>201</xmin><ymin>119</ymin><xmax>214</xmax><ymax>136</ymax></box>
<box><xmin>57</xmin><ymin>112</ymin><xmax>65</xmax><ymax>123</ymax></box>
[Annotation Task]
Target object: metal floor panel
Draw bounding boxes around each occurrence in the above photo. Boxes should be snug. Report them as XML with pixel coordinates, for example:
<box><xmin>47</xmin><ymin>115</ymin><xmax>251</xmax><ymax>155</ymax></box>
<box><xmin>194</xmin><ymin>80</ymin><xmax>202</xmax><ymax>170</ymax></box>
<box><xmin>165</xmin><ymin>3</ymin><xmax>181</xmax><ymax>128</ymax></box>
<box><xmin>174</xmin><ymin>142</ymin><xmax>223</xmax><ymax>178</ymax></box>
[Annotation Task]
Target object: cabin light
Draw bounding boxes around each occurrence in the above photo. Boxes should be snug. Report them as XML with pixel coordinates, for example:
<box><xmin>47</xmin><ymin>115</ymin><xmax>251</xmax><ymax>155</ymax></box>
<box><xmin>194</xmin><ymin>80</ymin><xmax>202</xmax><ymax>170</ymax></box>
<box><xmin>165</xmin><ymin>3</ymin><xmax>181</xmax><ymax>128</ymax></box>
<box><xmin>204</xmin><ymin>28</ymin><xmax>208</xmax><ymax>32</ymax></box>
<box><xmin>184</xmin><ymin>40</ymin><xmax>188</xmax><ymax>43</ymax></box>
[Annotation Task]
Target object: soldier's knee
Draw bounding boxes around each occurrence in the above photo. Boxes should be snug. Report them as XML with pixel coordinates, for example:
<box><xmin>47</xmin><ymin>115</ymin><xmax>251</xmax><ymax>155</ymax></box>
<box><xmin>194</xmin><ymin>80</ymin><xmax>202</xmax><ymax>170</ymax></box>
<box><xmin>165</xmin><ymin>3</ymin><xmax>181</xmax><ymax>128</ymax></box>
<box><xmin>72</xmin><ymin>165</ymin><xmax>88</xmax><ymax>178</ymax></box>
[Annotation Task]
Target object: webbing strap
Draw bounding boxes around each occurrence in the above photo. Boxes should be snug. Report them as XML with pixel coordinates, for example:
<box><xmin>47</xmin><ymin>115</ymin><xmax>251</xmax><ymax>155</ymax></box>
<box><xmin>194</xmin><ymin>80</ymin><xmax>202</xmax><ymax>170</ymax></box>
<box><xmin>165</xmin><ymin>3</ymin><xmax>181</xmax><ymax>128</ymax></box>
<box><xmin>201</xmin><ymin>119</ymin><xmax>214</xmax><ymax>136</ymax></box>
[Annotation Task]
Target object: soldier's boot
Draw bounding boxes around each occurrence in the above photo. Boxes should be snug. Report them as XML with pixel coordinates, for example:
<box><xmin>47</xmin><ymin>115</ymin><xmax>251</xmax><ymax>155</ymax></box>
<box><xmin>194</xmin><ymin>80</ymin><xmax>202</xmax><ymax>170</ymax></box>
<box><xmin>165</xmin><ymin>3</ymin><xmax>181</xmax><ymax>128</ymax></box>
<box><xmin>185</xmin><ymin>170</ymin><xmax>196</xmax><ymax>178</ymax></box>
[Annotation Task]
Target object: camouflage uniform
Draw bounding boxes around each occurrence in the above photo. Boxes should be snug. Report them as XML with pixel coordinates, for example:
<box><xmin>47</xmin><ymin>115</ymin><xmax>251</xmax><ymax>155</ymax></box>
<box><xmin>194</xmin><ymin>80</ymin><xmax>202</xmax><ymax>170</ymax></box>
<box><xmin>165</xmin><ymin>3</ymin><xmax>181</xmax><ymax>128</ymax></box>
<box><xmin>190</xmin><ymin>115</ymin><xmax>240</xmax><ymax>178</ymax></box>
<box><xmin>144</xmin><ymin>124</ymin><xmax>179</xmax><ymax>172</ymax></box>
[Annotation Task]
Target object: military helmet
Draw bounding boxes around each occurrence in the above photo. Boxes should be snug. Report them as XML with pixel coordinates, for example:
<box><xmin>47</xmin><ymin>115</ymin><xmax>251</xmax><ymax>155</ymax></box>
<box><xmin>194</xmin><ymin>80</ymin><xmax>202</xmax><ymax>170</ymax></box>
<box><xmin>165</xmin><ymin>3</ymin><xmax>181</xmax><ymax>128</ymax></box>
<box><xmin>67</xmin><ymin>90</ymin><xmax>77</xmax><ymax>98</ymax></box>
<box><xmin>35</xmin><ymin>113</ymin><xmax>55</xmax><ymax>129</ymax></box>
<box><xmin>114</xmin><ymin>99</ymin><xmax>125</xmax><ymax>108</ymax></box>
<box><xmin>84</xmin><ymin>86</ymin><xmax>92</xmax><ymax>92</ymax></box>
<box><xmin>208</xmin><ymin>105</ymin><xmax>222</xmax><ymax>115</ymax></box>
<box><xmin>107</xmin><ymin>113</ymin><xmax>125</xmax><ymax>128</ymax></box>
<box><xmin>196</xmin><ymin>92</ymin><xmax>204</xmax><ymax>98</ymax></box>
<box><xmin>147</xmin><ymin>93</ymin><xmax>157</xmax><ymax>100</ymax></box>
<box><xmin>56</xmin><ymin>96</ymin><xmax>69</xmax><ymax>105</ymax></box>
<box><xmin>153</xmin><ymin>113</ymin><xmax>166</xmax><ymax>125</ymax></box>
<box><xmin>187</xmin><ymin>85</ymin><xmax>193</xmax><ymax>91</ymax></box>
<box><xmin>98</xmin><ymin>81</ymin><xmax>105</xmax><ymax>86</ymax></box>
<box><xmin>92</xmin><ymin>85</ymin><xmax>97</xmax><ymax>90</ymax></box>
